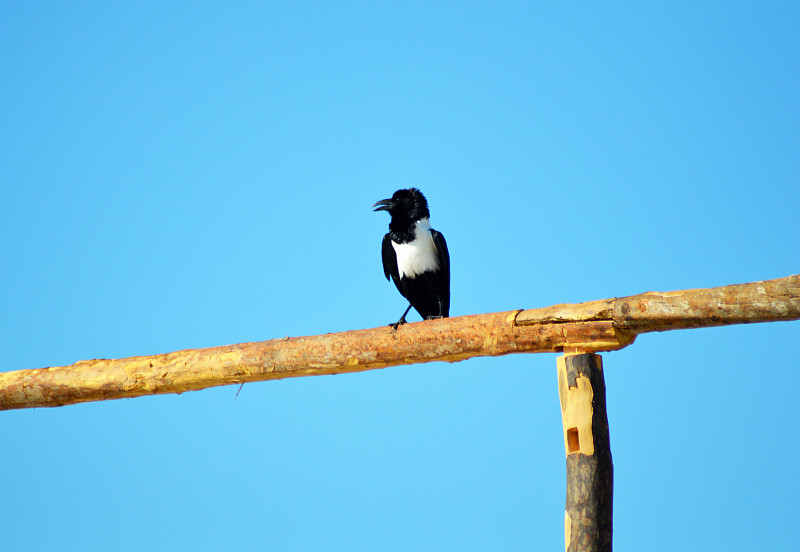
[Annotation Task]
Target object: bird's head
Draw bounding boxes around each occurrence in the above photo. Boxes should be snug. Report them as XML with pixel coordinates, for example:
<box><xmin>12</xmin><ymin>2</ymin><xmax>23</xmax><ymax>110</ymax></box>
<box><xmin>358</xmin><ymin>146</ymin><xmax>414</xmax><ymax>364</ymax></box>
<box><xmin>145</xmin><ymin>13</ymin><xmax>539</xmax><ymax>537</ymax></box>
<box><xmin>373</xmin><ymin>188</ymin><xmax>430</xmax><ymax>223</ymax></box>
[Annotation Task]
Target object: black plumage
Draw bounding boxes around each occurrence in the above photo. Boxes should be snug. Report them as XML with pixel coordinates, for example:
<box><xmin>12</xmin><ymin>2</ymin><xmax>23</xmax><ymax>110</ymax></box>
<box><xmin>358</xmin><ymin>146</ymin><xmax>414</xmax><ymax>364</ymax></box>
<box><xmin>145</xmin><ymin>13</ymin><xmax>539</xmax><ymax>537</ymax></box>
<box><xmin>373</xmin><ymin>188</ymin><xmax>450</xmax><ymax>328</ymax></box>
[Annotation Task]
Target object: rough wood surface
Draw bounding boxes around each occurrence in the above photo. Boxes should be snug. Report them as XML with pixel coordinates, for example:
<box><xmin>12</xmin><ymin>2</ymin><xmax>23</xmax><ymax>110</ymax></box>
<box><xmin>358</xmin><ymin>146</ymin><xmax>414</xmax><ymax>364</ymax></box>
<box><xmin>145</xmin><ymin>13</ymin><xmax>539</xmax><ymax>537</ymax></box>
<box><xmin>517</xmin><ymin>273</ymin><xmax>800</xmax><ymax>332</ymax></box>
<box><xmin>558</xmin><ymin>353</ymin><xmax>613</xmax><ymax>552</ymax></box>
<box><xmin>1</xmin><ymin>274</ymin><xmax>797</xmax><ymax>410</ymax></box>
<box><xmin>0</xmin><ymin>312</ymin><xmax>626</xmax><ymax>411</ymax></box>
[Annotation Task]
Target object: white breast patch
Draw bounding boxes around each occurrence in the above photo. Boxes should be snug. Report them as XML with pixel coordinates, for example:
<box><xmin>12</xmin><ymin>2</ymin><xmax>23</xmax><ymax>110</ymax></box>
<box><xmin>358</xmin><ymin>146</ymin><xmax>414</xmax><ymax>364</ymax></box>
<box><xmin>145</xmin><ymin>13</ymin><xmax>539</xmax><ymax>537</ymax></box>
<box><xmin>391</xmin><ymin>218</ymin><xmax>440</xmax><ymax>279</ymax></box>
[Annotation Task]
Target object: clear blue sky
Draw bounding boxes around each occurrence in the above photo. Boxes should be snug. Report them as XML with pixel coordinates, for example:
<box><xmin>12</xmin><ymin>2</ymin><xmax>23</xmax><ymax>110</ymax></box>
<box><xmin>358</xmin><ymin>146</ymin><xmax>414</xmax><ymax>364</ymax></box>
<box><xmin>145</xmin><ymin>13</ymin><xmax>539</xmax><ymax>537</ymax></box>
<box><xmin>2</xmin><ymin>2</ymin><xmax>798</xmax><ymax>550</ymax></box>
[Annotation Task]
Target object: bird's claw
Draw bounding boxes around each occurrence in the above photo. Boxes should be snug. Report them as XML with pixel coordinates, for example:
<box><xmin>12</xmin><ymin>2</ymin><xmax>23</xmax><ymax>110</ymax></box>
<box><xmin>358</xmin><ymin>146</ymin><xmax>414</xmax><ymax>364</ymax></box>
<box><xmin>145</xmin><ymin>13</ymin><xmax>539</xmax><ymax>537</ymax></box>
<box><xmin>389</xmin><ymin>317</ymin><xmax>408</xmax><ymax>331</ymax></box>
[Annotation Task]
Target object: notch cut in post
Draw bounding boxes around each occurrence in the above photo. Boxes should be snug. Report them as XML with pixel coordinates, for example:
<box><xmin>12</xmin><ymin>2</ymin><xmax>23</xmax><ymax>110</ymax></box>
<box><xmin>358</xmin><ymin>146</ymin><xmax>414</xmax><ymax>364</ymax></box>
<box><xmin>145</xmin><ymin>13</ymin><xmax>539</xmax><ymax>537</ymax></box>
<box><xmin>566</xmin><ymin>427</ymin><xmax>580</xmax><ymax>454</ymax></box>
<box><xmin>557</xmin><ymin>353</ymin><xmax>613</xmax><ymax>552</ymax></box>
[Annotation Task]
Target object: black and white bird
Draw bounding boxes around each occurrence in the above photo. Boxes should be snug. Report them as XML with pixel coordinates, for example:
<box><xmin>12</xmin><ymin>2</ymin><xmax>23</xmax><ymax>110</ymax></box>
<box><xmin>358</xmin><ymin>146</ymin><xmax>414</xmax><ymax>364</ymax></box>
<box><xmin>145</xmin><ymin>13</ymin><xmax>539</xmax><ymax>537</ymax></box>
<box><xmin>373</xmin><ymin>188</ymin><xmax>450</xmax><ymax>328</ymax></box>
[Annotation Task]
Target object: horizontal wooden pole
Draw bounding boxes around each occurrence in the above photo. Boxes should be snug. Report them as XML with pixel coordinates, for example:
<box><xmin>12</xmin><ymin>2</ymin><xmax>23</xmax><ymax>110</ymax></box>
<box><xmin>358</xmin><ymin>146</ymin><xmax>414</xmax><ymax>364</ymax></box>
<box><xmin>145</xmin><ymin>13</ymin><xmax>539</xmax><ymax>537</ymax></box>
<box><xmin>0</xmin><ymin>314</ymin><xmax>627</xmax><ymax>411</ymax></box>
<box><xmin>1</xmin><ymin>274</ymin><xmax>798</xmax><ymax>411</ymax></box>
<box><xmin>517</xmin><ymin>273</ymin><xmax>800</xmax><ymax>330</ymax></box>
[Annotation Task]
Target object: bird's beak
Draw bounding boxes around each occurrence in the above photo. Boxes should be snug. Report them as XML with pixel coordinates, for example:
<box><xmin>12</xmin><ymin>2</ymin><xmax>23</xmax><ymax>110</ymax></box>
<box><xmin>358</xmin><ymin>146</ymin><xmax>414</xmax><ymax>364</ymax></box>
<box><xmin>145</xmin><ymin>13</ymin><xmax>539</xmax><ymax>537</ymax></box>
<box><xmin>373</xmin><ymin>198</ymin><xmax>393</xmax><ymax>212</ymax></box>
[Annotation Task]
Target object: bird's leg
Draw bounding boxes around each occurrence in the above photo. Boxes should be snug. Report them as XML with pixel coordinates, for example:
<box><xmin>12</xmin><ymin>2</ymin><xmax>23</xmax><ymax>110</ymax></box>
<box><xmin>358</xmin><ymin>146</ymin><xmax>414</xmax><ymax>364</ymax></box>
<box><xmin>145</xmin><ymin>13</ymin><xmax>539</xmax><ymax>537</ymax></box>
<box><xmin>423</xmin><ymin>300</ymin><xmax>446</xmax><ymax>320</ymax></box>
<box><xmin>390</xmin><ymin>304</ymin><xmax>413</xmax><ymax>330</ymax></box>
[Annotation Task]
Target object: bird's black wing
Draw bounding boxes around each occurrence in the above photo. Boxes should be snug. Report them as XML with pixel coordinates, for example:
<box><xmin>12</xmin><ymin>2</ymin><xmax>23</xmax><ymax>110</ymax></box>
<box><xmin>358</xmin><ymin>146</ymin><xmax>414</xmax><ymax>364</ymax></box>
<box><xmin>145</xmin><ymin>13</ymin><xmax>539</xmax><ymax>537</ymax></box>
<box><xmin>381</xmin><ymin>234</ymin><xmax>399</xmax><ymax>283</ymax></box>
<box><xmin>431</xmin><ymin>230</ymin><xmax>450</xmax><ymax>317</ymax></box>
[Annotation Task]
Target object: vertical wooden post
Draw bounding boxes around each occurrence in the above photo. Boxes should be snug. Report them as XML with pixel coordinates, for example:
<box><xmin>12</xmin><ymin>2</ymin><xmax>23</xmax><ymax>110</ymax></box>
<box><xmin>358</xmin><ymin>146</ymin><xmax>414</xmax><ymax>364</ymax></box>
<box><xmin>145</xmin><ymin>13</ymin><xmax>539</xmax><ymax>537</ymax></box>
<box><xmin>557</xmin><ymin>353</ymin><xmax>613</xmax><ymax>552</ymax></box>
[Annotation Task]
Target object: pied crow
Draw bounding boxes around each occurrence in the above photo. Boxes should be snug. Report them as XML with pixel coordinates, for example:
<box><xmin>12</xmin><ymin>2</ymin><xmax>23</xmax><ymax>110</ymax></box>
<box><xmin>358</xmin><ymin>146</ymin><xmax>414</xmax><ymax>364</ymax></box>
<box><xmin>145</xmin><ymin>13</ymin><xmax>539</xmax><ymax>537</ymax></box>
<box><xmin>373</xmin><ymin>188</ymin><xmax>450</xmax><ymax>328</ymax></box>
